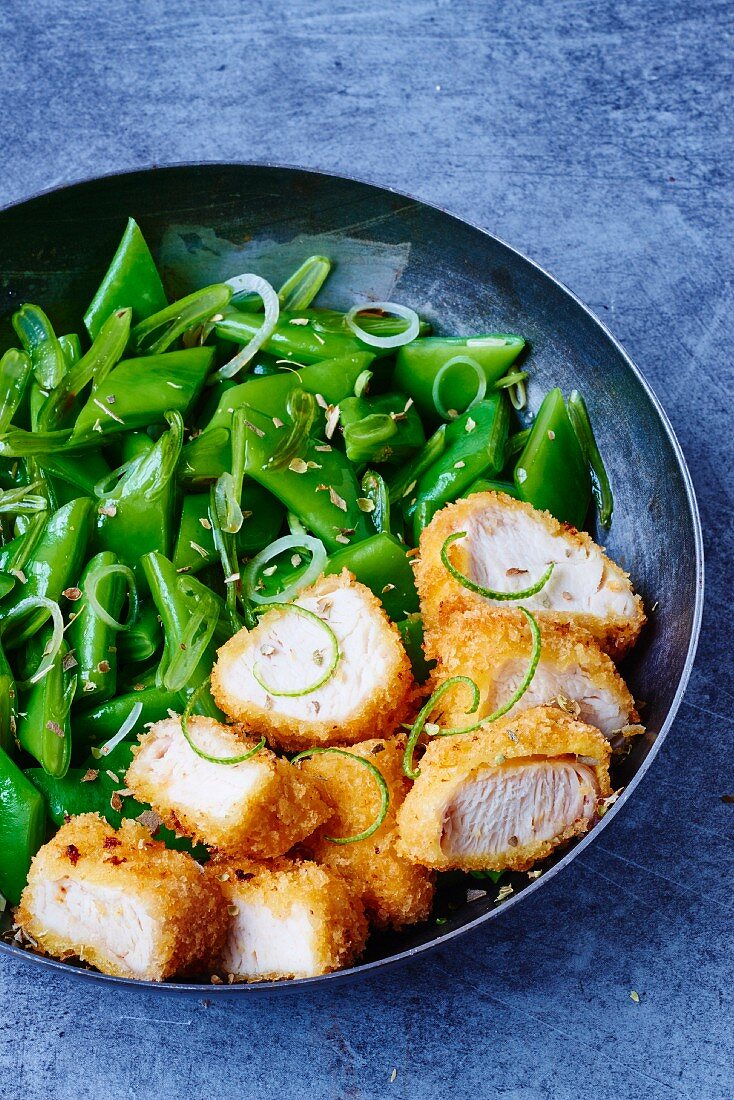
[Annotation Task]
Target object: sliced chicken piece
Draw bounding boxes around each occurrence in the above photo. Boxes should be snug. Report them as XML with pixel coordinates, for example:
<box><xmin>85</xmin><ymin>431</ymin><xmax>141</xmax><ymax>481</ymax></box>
<box><xmin>212</xmin><ymin>570</ymin><xmax>416</xmax><ymax>752</ymax></box>
<box><xmin>415</xmin><ymin>491</ymin><xmax>645</xmax><ymax>660</ymax></box>
<box><xmin>425</xmin><ymin>609</ymin><xmax>642</xmax><ymax>745</ymax></box>
<box><xmin>396</xmin><ymin>706</ymin><xmax>612</xmax><ymax>872</ymax></box>
<box><xmin>15</xmin><ymin>813</ymin><xmax>226</xmax><ymax>981</ymax></box>
<box><xmin>125</xmin><ymin>715</ymin><xmax>330</xmax><ymax>860</ymax></box>
<box><xmin>298</xmin><ymin>736</ymin><xmax>435</xmax><ymax>930</ymax></box>
<box><xmin>213</xmin><ymin>858</ymin><xmax>368</xmax><ymax>982</ymax></box>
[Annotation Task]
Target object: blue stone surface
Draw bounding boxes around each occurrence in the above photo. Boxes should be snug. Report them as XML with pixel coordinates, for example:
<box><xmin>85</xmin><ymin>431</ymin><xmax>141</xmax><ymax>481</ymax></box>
<box><xmin>0</xmin><ymin>1</ymin><xmax>731</xmax><ymax>1096</ymax></box>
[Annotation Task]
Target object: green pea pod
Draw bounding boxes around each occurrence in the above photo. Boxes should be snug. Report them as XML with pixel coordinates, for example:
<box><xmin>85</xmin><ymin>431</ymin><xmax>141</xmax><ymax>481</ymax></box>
<box><xmin>1</xmin><ymin>497</ymin><xmax>93</xmax><ymax>649</ymax></box>
<box><xmin>339</xmin><ymin>392</ymin><xmax>425</xmax><ymax>466</ymax></box>
<box><xmin>84</xmin><ymin>217</ymin><xmax>168</xmax><ymax>339</ymax></box>
<box><xmin>325</xmin><ymin>532</ymin><xmax>419</xmax><ymax>621</ymax></box>
<box><xmin>240</xmin><ymin>403</ymin><xmax>372</xmax><ymax>552</ymax></box>
<box><xmin>0</xmin><ymin>350</ymin><xmax>33</xmax><ymax>433</ymax></box>
<box><xmin>73</xmin><ymin>684</ymin><xmax>178</xmax><ymax>755</ymax></box>
<box><xmin>215</xmin><ymin>307</ymin><xmax>379</xmax><ymax>365</ymax></box>
<box><xmin>42</xmin><ymin>450</ymin><xmax>111</xmax><ymax>499</ymax></box>
<box><xmin>0</xmin><ymin>637</ymin><xmax>18</xmax><ymax>754</ymax></box>
<box><xmin>393</xmin><ymin>333</ymin><xmax>525</xmax><ymax>423</ymax></box>
<box><xmin>131</xmin><ymin>283</ymin><xmax>232</xmax><ymax>356</ymax></box>
<box><xmin>95</xmin><ymin>411</ymin><xmax>183</xmax><ymax>576</ymax></box>
<box><xmin>39</xmin><ymin>307</ymin><xmax>132</xmax><ymax>431</ymax></box>
<box><xmin>120</xmin><ymin>431</ymin><xmax>155</xmax><ymax>464</ymax></box>
<box><xmin>396</xmin><ymin>613</ymin><xmax>434</xmax><ymax>683</ymax></box>
<box><xmin>0</xmin><ymin>747</ymin><xmax>46</xmax><ymax>904</ymax></box>
<box><xmin>361</xmin><ymin>469</ymin><xmax>390</xmax><ymax>535</ymax></box>
<box><xmin>182</xmin><ymin>352</ymin><xmax>375</xmax><ymax>485</ymax></box>
<box><xmin>70</xmin><ymin>346</ymin><xmax>214</xmax><ymax>444</ymax></box>
<box><xmin>567</xmin><ymin>390</ymin><xmax>614</xmax><ymax>528</ymax></box>
<box><xmin>26</xmin><ymin>741</ymin><xmax>206</xmax><ymax>856</ymax></box>
<box><xmin>409</xmin><ymin>396</ymin><xmax>510</xmax><ymax>543</ymax></box>
<box><xmin>386</xmin><ymin>423</ymin><xmax>447</xmax><ymax>504</ymax></box>
<box><xmin>173</xmin><ymin>485</ymin><xmax>285</xmax><ymax>574</ymax></box>
<box><xmin>59</xmin><ymin>333</ymin><xmax>82</xmax><ymax>369</ymax></box>
<box><xmin>141</xmin><ymin>551</ymin><xmax>224</xmax><ymax>717</ymax></box>
<box><xmin>514</xmin><ymin>388</ymin><xmax>591</xmax><ymax>528</ymax></box>
<box><xmin>17</xmin><ymin>634</ymin><xmax>75</xmax><ymax>778</ymax></box>
<box><xmin>67</xmin><ymin>552</ymin><xmax>126</xmax><ymax>704</ymax></box>
<box><xmin>467</xmin><ymin>476</ymin><xmax>520</xmax><ymax>500</ymax></box>
<box><xmin>12</xmin><ymin>304</ymin><xmax>67</xmax><ymax>391</ymax></box>
<box><xmin>116</xmin><ymin>599</ymin><xmax>162</xmax><ymax>666</ymax></box>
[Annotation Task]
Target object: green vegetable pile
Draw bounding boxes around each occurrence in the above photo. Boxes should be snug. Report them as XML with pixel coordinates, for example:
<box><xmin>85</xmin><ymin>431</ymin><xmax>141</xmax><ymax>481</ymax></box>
<box><xmin>0</xmin><ymin>217</ymin><xmax>611</xmax><ymax>908</ymax></box>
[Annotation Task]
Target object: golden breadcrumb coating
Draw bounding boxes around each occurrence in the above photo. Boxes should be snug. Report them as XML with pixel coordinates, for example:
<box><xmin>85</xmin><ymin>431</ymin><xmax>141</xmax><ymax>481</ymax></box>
<box><xmin>298</xmin><ymin>736</ymin><xmax>435</xmax><ymax>929</ymax></box>
<box><xmin>211</xmin><ymin>856</ymin><xmax>368</xmax><ymax>982</ymax></box>
<box><xmin>125</xmin><ymin>715</ymin><xmax>330</xmax><ymax>860</ymax></box>
<box><xmin>396</xmin><ymin>705</ymin><xmax>612</xmax><ymax>873</ymax></box>
<box><xmin>211</xmin><ymin>570</ymin><xmax>417</xmax><ymax>752</ymax></box>
<box><xmin>15</xmin><ymin>813</ymin><xmax>226</xmax><ymax>981</ymax></box>
<box><xmin>414</xmin><ymin>492</ymin><xmax>645</xmax><ymax>660</ymax></box>
<box><xmin>424</xmin><ymin>608</ymin><xmax>641</xmax><ymax>744</ymax></box>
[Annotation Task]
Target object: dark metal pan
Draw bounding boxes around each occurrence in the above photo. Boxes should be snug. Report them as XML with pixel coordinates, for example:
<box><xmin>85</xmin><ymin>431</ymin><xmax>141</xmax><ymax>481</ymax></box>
<box><xmin>0</xmin><ymin>164</ymin><xmax>704</xmax><ymax>993</ymax></box>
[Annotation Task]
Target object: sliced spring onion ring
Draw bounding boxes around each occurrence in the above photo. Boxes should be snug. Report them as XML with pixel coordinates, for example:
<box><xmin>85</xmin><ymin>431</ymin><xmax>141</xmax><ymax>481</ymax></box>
<box><xmin>403</xmin><ymin>676</ymin><xmax>480</xmax><ymax>780</ymax></box>
<box><xmin>290</xmin><ymin>747</ymin><xmax>389</xmax><ymax>843</ymax></box>
<box><xmin>161</xmin><ymin>580</ymin><xmax>220</xmax><ymax>693</ymax></box>
<box><xmin>509</xmin><ymin>378</ymin><xmax>527</xmax><ymax>410</ymax></box>
<box><xmin>440</xmin><ymin>608</ymin><xmax>542</xmax><ymax>733</ymax></box>
<box><xmin>441</xmin><ymin>531</ymin><xmax>555</xmax><ymax>601</ymax></box>
<box><xmin>91</xmin><ymin>701</ymin><xmax>144</xmax><ymax>759</ymax></box>
<box><xmin>84</xmin><ymin>563</ymin><xmax>139</xmax><ymax>631</ymax></box>
<box><xmin>345</xmin><ymin>302</ymin><xmax>420</xmax><ymax>349</ymax></box>
<box><xmin>252</xmin><ymin>602</ymin><xmax>340</xmax><ymax>697</ymax></box>
<box><xmin>181</xmin><ymin>677</ymin><xmax>265</xmax><ymax>764</ymax></box>
<box><xmin>11</xmin><ymin>598</ymin><xmax>64</xmax><ymax>687</ymax></box>
<box><xmin>494</xmin><ymin>370</ymin><xmax>529</xmax><ymax>390</ymax></box>
<box><xmin>265</xmin><ymin>390</ymin><xmax>316</xmax><ymax>471</ymax></box>
<box><xmin>215</xmin><ymin>274</ymin><xmax>279</xmax><ymax>379</ymax></box>
<box><xmin>431</xmin><ymin>356</ymin><xmax>487</xmax><ymax>420</ymax></box>
<box><xmin>279</xmin><ymin>256</ymin><xmax>331</xmax><ymax>311</ymax></box>
<box><xmin>94</xmin><ymin>459</ymin><xmax>136</xmax><ymax>498</ymax></box>
<box><xmin>353</xmin><ymin>369</ymin><xmax>373</xmax><ymax>397</ymax></box>
<box><xmin>243</xmin><ymin>535</ymin><xmax>327</xmax><ymax>606</ymax></box>
<box><xmin>287</xmin><ymin>512</ymin><xmax>309</xmax><ymax>538</ymax></box>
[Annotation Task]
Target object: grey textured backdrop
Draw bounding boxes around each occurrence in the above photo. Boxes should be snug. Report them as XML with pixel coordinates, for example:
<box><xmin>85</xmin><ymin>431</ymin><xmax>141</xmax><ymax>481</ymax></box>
<box><xmin>0</xmin><ymin>1</ymin><xmax>731</xmax><ymax>1098</ymax></box>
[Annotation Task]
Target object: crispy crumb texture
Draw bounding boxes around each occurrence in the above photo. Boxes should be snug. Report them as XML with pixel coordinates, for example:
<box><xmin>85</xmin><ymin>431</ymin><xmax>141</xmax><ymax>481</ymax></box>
<box><xmin>299</xmin><ymin>736</ymin><xmax>435</xmax><ymax>929</ymax></box>
<box><xmin>211</xmin><ymin>570</ymin><xmax>417</xmax><ymax>751</ymax></box>
<box><xmin>125</xmin><ymin>715</ymin><xmax>330</xmax><ymax>860</ymax></box>
<box><xmin>396</xmin><ymin>706</ymin><xmax>612</xmax><ymax>873</ymax></box>
<box><xmin>415</xmin><ymin>492</ymin><xmax>645</xmax><ymax>660</ymax></box>
<box><xmin>213</xmin><ymin>857</ymin><xmax>368</xmax><ymax>982</ymax></box>
<box><xmin>424</xmin><ymin>607</ymin><xmax>641</xmax><ymax>743</ymax></box>
<box><xmin>15</xmin><ymin>813</ymin><xmax>226</xmax><ymax>981</ymax></box>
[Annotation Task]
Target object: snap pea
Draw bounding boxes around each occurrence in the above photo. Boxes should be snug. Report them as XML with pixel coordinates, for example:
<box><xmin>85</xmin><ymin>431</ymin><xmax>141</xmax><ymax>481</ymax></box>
<box><xmin>325</xmin><ymin>532</ymin><xmax>418</xmax><ymax>621</ymax></box>
<box><xmin>12</xmin><ymin>304</ymin><xmax>67</xmax><ymax>391</ymax></box>
<box><xmin>393</xmin><ymin>333</ymin><xmax>525</xmax><ymax>422</ymax></box>
<box><xmin>173</xmin><ymin>485</ymin><xmax>285</xmax><ymax>574</ymax></box>
<box><xmin>72</xmin><ymin>684</ymin><xmax>178</xmax><ymax>755</ymax></box>
<box><xmin>119</xmin><ymin>431</ymin><xmax>155</xmax><ymax>464</ymax></box>
<box><xmin>1</xmin><ymin>497</ymin><xmax>93</xmax><ymax>649</ymax></box>
<box><xmin>514</xmin><ymin>387</ymin><xmax>591</xmax><ymax>528</ymax></box>
<box><xmin>396</xmin><ymin>614</ymin><xmax>434</xmax><ymax>683</ymax></box>
<box><xmin>115</xmin><ymin>599</ymin><xmax>162</xmax><ymax>666</ymax></box>
<box><xmin>0</xmin><ymin>747</ymin><xmax>46</xmax><ymax>904</ymax></box>
<box><xmin>70</xmin><ymin>347</ymin><xmax>214</xmax><ymax>444</ymax></box>
<box><xmin>567</xmin><ymin>390</ymin><xmax>613</xmax><ymax>528</ymax></box>
<box><xmin>0</xmin><ymin>637</ymin><xmax>18</xmax><ymax>754</ymax></box>
<box><xmin>338</xmin><ymin>392</ymin><xmax>425</xmax><ymax>466</ymax></box>
<box><xmin>408</xmin><ymin>396</ymin><xmax>510</xmax><ymax>543</ymax></box>
<box><xmin>215</xmin><ymin>307</ymin><xmax>381</xmax><ymax>365</ymax></box>
<box><xmin>42</xmin><ymin>450</ymin><xmax>111</xmax><ymax>499</ymax></box>
<box><xmin>467</xmin><ymin>476</ymin><xmax>520</xmax><ymax>500</ymax></box>
<box><xmin>240</xmin><ymin>403</ymin><xmax>373</xmax><ymax>552</ymax></box>
<box><xmin>59</xmin><ymin>334</ymin><xmax>82</xmax><ymax>369</ymax></box>
<box><xmin>0</xmin><ymin>350</ymin><xmax>33</xmax><ymax>433</ymax></box>
<box><xmin>67</xmin><ymin>552</ymin><xmax>125</xmax><ymax>704</ymax></box>
<box><xmin>130</xmin><ymin>283</ymin><xmax>232</xmax><ymax>356</ymax></box>
<box><xmin>17</xmin><ymin>632</ymin><xmax>75</xmax><ymax>778</ymax></box>
<box><xmin>84</xmin><ymin>217</ymin><xmax>168</xmax><ymax>339</ymax></box>
<box><xmin>386</xmin><ymin>423</ymin><xmax>447</xmax><ymax>504</ymax></box>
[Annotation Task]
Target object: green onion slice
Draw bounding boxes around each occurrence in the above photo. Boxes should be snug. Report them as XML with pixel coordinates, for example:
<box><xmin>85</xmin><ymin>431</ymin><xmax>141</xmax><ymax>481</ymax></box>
<box><xmin>161</xmin><ymin>580</ymin><xmax>220</xmax><ymax>693</ymax></box>
<box><xmin>133</xmin><ymin>284</ymin><xmax>232</xmax><ymax>356</ymax></box>
<box><xmin>243</xmin><ymin>534</ymin><xmax>327</xmax><ymax>605</ymax></box>
<box><xmin>85</xmin><ymin>563</ymin><xmax>139</xmax><ymax>632</ymax></box>
<box><xmin>353</xmin><ymin>369</ymin><xmax>373</xmax><ymax>397</ymax></box>
<box><xmin>403</xmin><ymin>676</ymin><xmax>480</xmax><ymax>780</ymax></box>
<box><xmin>439</xmin><ymin>608</ymin><xmax>542</xmax><ymax>733</ymax></box>
<box><xmin>345</xmin><ymin>302</ymin><xmax>420</xmax><ymax>350</ymax></box>
<box><xmin>494</xmin><ymin>369</ymin><xmax>529</xmax><ymax>390</ymax></box>
<box><xmin>278</xmin><ymin>256</ymin><xmax>331</xmax><ymax>311</ymax></box>
<box><xmin>431</xmin><ymin>356</ymin><xmax>487</xmax><ymax>420</ymax></box>
<box><xmin>441</xmin><ymin>531</ymin><xmax>555</xmax><ymax>601</ymax></box>
<box><xmin>265</xmin><ymin>389</ymin><xmax>316</xmax><ymax>470</ymax></box>
<box><xmin>181</xmin><ymin>677</ymin><xmax>265</xmax><ymax>765</ymax></box>
<box><xmin>214</xmin><ymin>472</ymin><xmax>243</xmax><ymax>535</ymax></box>
<box><xmin>92</xmin><ymin>701</ymin><xmax>143</xmax><ymax>759</ymax></box>
<box><xmin>361</xmin><ymin>469</ymin><xmax>390</xmax><ymax>533</ymax></box>
<box><xmin>252</xmin><ymin>602</ymin><xmax>340</xmax><ymax>697</ymax></box>
<box><xmin>12</xmin><ymin>597</ymin><xmax>64</xmax><ymax>687</ymax></box>
<box><xmin>567</xmin><ymin>390</ymin><xmax>614</xmax><ymax>528</ymax></box>
<box><xmin>216</xmin><ymin>274</ymin><xmax>279</xmax><ymax>380</ymax></box>
<box><xmin>291</xmin><ymin>747</ymin><xmax>389</xmax><ymax>844</ymax></box>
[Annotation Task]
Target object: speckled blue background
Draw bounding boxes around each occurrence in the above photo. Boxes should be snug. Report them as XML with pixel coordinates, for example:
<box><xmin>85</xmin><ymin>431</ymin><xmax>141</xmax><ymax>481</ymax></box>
<box><xmin>0</xmin><ymin>1</ymin><xmax>731</xmax><ymax>1096</ymax></box>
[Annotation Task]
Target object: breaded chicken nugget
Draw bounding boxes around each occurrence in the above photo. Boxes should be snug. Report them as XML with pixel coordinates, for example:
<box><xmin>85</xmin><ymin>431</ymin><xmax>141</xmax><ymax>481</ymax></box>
<box><xmin>425</xmin><ymin>609</ymin><xmax>641</xmax><ymax>744</ymax></box>
<box><xmin>396</xmin><ymin>706</ymin><xmax>612</xmax><ymax>873</ymax></box>
<box><xmin>15</xmin><ymin>813</ymin><xmax>226</xmax><ymax>981</ymax></box>
<box><xmin>212</xmin><ymin>857</ymin><xmax>368</xmax><ymax>982</ymax></box>
<box><xmin>298</xmin><ymin>736</ymin><xmax>435</xmax><ymax>929</ymax></box>
<box><xmin>212</xmin><ymin>570</ymin><xmax>416</xmax><ymax>752</ymax></box>
<box><xmin>415</xmin><ymin>492</ymin><xmax>645</xmax><ymax>660</ymax></box>
<box><xmin>125</xmin><ymin>715</ymin><xmax>330</xmax><ymax>860</ymax></box>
